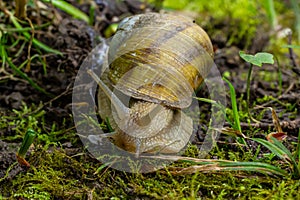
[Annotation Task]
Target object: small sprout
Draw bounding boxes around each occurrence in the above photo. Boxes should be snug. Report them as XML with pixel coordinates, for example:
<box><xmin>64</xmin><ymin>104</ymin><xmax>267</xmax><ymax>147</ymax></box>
<box><xmin>239</xmin><ymin>51</ymin><xmax>274</xmax><ymax>122</ymax></box>
<box><xmin>16</xmin><ymin>129</ymin><xmax>36</xmax><ymax>167</ymax></box>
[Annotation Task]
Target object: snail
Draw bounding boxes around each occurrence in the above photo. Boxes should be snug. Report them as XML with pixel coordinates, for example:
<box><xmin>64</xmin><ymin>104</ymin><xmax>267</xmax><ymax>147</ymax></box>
<box><xmin>88</xmin><ymin>12</ymin><xmax>214</xmax><ymax>156</ymax></box>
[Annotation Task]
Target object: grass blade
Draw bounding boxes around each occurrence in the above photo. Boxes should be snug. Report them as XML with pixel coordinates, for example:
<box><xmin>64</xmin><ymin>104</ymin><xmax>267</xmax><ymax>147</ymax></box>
<box><xmin>252</xmin><ymin>138</ymin><xmax>289</xmax><ymax>161</ymax></box>
<box><xmin>142</xmin><ymin>155</ymin><xmax>289</xmax><ymax>177</ymax></box>
<box><xmin>269</xmin><ymin>137</ymin><xmax>299</xmax><ymax>177</ymax></box>
<box><xmin>42</xmin><ymin>0</ymin><xmax>90</xmax><ymax>24</ymax></box>
<box><xmin>217</xmin><ymin>161</ymin><xmax>288</xmax><ymax>176</ymax></box>
<box><xmin>223</xmin><ymin>78</ymin><xmax>241</xmax><ymax>132</ymax></box>
<box><xmin>252</xmin><ymin>137</ymin><xmax>299</xmax><ymax>178</ymax></box>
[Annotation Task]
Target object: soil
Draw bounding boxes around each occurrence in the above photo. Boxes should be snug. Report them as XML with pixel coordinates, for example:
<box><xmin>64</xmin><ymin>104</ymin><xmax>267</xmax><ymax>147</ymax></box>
<box><xmin>0</xmin><ymin>0</ymin><xmax>299</xmax><ymax>198</ymax></box>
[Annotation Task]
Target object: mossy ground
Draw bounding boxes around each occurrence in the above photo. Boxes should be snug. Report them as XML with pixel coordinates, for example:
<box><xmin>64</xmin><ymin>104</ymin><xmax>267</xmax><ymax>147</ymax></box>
<box><xmin>0</xmin><ymin>0</ymin><xmax>300</xmax><ymax>199</ymax></box>
<box><xmin>1</xmin><ymin>145</ymin><xmax>300</xmax><ymax>199</ymax></box>
<box><xmin>0</xmin><ymin>105</ymin><xmax>299</xmax><ymax>199</ymax></box>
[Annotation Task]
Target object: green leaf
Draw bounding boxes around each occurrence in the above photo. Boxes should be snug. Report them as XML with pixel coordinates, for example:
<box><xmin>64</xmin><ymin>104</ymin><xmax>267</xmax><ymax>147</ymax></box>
<box><xmin>239</xmin><ymin>51</ymin><xmax>274</xmax><ymax>67</ymax></box>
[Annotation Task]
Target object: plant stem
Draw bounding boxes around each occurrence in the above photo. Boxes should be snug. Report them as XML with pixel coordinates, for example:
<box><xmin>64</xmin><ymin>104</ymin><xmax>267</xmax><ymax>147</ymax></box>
<box><xmin>246</xmin><ymin>64</ymin><xmax>259</xmax><ymax>123</ymax></box>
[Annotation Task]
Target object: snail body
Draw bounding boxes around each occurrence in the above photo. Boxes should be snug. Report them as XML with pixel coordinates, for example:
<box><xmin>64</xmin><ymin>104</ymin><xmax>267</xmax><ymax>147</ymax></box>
<box><xmin>94</xmin><ymin>12</ymin><xmax>214</xmax><ymax>155</ymax></box>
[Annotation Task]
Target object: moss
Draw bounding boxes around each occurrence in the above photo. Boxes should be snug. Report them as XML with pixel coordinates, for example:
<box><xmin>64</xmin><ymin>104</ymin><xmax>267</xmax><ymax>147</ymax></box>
<box><xmin>1</xmin><ymin>130</ymin><xmax>299</xmax><ymax>199</ymax></box>
<box><xmin>1</xmin><ymin>83</ymin><xmax>298</xmax><ymax>200</ymax></box>
<box><xmin>150</xmin><ymin>0</ymin><xmax>261</xmax><ymax>48</ymax></box>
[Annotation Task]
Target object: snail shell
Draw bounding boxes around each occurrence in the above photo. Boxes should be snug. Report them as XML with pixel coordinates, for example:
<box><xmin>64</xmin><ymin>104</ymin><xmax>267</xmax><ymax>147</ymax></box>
<box><xmin>96</xmin><ymin>12</ymin><xmax>214</xmax><ymax>155</ymax></box>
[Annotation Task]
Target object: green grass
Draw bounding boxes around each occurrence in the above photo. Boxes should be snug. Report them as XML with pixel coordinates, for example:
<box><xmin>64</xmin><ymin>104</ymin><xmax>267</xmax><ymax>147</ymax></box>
<box><xmin>239</xmin><ymin>51</ymin><xmax>275</xmax><ymax>123</ymax></box>
<box><xmin>1</xmin><ymin>103</ymin><xmax>299</xmax><ymax>199</ymax></box>
<box><xmin>7</xmin><ymin>10</ymin><xmax>62</xmax><ymax>56</ymax></box>
<box><xmin>0</xmin><ymin>9</ymin><xmax>62</xmax><ymax>96</ymax></box>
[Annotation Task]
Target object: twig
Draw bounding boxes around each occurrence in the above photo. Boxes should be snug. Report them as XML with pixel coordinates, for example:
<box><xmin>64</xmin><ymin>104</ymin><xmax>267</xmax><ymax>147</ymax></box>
<box><xmin>25</xmin><ymin>17</ymin><xmax>34</xmax><ymax>72</ymax></box>
<box><xmin>254</xmin><ymin>81</ymin><xmax>296</xmax><ymax>108</ymax></box>
<box><xmin>227</xmin><ymin>118</ymin><xmax>300</xmax><ymax>131</ymax></box>
<box><xmin>28</xmin><ymin>82</ymin><xmax>73</xmax><ymax>115</ymax></box>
